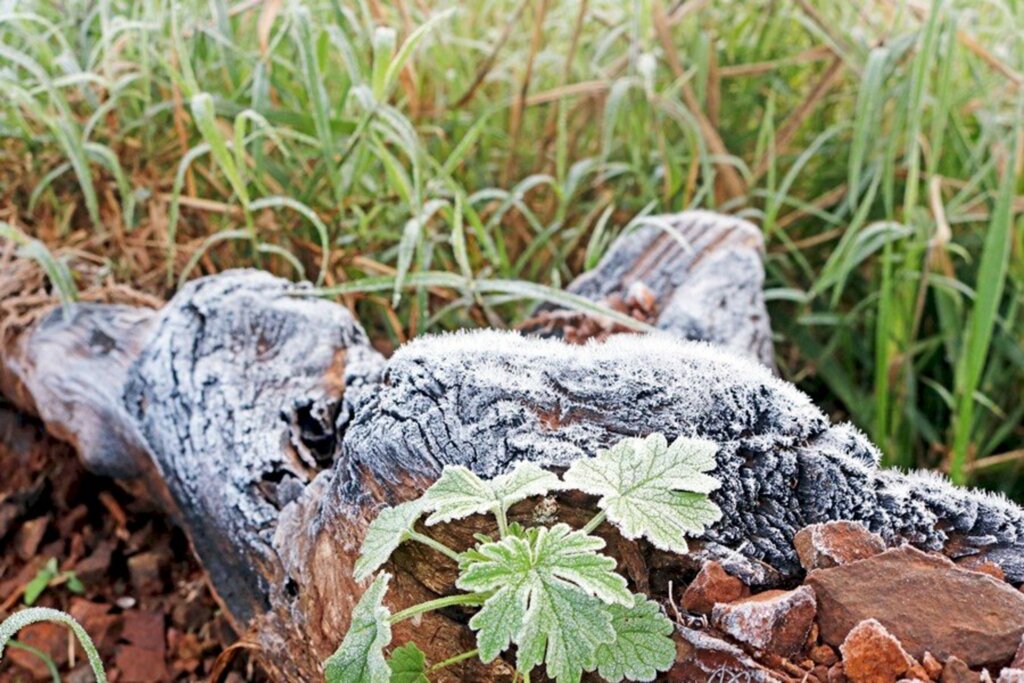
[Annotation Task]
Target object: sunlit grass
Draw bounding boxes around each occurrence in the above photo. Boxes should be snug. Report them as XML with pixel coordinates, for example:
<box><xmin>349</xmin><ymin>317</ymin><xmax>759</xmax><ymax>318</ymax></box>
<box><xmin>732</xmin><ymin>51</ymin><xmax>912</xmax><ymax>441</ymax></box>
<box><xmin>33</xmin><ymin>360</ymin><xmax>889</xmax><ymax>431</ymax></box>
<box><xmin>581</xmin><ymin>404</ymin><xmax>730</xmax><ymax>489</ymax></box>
<box><xmin>0</xmin><ymin>0</ymin><xmax>1021</xmax><ymax>494</ymax></box>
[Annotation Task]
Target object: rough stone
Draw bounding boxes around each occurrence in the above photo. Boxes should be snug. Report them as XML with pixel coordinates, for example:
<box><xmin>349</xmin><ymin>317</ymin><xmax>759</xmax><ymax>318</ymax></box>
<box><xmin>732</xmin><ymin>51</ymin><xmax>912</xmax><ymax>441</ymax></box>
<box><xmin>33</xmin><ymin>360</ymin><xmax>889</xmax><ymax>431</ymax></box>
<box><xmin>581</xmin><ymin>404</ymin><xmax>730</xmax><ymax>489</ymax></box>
<box><xmin>795</xmin><ymin>521</ymin><xmax>886</xmax><ymax>571</ymax></box>
<box><xmin>682</xmin><ymin>560</ymin><xmax>750</xmax><ymax>614</ymax></box>
<box><xmin>1013</xmin><ymin>634</ymin><xmax>1024</xmax><ymax>669</ymax></box>
<box><xmin>922</xmin><ymin>653</ymin><xmax>943</xmax><ymax>680</ymax></box>
<box><xmin>955</xmin><ymin>556</ymin><xmax>1007</xmax><ymax>581</ymax></box>
<box><xmin>712</xmin><ymin>584</ymin><xmax>816</xmax><ymax>656</ymax></box>
<box><xmin>695</xmin><ymin>542</ymin><xmax>785</xmax><ymax>589</ymax></box>
<box><xmin>668</xmin><ymin>627</ymin><xmax>774</xmax><ymax>681</ymax></box>
<box><xmin>808</xmin><ymin>546</ymin><xmax>1024</xmax><ymax>668</ymax></box>
<box><xmin>840</xmin><ymin>619</ymin><xmax>913</xmax><ymax>683</ymax></box>
<box><xmin>997</xmin><ymin>671</ymin><xmax>1024</xmax><ymax>683</ymax></box>
<box><xmin>811</xmin><ymin>643</ymin><xmax>839</xmax><ymax>666</ymax></box>
<box><xmin>940</xmin><ymin>657</ymin><xmax>979</xmax><ymax>683</ymax></box>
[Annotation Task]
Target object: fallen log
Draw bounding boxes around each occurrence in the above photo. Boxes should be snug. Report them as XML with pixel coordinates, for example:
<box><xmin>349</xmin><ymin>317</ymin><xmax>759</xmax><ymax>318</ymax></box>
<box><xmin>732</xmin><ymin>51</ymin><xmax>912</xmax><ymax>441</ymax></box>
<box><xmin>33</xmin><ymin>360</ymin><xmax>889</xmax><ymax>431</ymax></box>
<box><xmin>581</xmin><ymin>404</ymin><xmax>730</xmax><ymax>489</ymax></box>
<box><xmin>3</xmin><ymin>213</ymin><xmax>1024</xmax><ymax>680</ymax></box>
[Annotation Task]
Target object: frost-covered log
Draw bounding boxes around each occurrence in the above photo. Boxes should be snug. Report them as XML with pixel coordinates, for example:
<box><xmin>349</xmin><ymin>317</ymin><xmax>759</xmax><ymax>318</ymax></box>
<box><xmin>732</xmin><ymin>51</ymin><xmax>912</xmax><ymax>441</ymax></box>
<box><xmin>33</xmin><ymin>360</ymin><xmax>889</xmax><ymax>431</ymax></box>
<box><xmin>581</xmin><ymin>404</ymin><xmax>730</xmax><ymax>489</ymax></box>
<box><xmin>4</xmin><ymin>256</ymin><xmax>1024</xmax><ymax>677</ymax></box>
<box><xmin>121</xmin><ymin>271</ymin><xmax>385</xmax><ymax>628</ymax></box>
<box><xmin>261</xmin><ymin>329</ymin><xmax>1024</xmax><ymax>677</ymax></box>
<box><xmin>520</xmin><ymin>210</ymin><xmax>774</xmax><ymax>367</ymax></box>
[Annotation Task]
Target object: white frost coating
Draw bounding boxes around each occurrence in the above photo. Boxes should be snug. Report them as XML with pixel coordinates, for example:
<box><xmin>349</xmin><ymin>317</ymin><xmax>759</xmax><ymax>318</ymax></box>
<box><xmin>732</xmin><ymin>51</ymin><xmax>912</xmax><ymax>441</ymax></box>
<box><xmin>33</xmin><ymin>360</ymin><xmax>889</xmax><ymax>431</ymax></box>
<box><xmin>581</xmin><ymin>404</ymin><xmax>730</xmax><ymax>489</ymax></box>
<box><xmin>397</xmin><ymin>329</ymin><xmax>810</xmax><ymax>411</ymax></box>
<box><xmin>126</xmin><ymin>269</ymin><xmax>385</xmax><ymax>622</ymax></box>
<box><xmin>337</xmin><ymin>328</ymin><xmax>1024</xmax><ymax>582</ymax></box>
<box><xmin>711</xmin><ymin>585</ymin><xmax>815</xmax><ymax>652</ymax></box>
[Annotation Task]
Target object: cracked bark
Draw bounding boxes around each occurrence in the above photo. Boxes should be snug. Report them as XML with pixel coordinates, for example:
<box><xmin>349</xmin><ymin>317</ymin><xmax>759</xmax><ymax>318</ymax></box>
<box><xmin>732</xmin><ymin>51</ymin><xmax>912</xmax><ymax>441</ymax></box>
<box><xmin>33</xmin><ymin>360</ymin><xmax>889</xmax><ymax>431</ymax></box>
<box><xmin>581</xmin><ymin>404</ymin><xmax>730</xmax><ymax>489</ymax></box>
<box><xmin>2</xmin><ymin>212</ymin><xmax>1023</xmax><ymax>680</ymax></box>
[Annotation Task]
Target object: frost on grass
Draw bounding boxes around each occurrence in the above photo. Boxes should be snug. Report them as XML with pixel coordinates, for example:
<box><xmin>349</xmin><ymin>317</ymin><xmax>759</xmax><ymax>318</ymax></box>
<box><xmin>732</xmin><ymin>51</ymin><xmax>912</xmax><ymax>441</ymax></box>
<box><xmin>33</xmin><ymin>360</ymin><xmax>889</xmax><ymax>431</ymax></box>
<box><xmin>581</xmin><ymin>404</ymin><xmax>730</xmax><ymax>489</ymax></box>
<box><xmin>336</xmin><ymin>330</ymin><xmax>1024</xmax><ymax>582</ymax></box>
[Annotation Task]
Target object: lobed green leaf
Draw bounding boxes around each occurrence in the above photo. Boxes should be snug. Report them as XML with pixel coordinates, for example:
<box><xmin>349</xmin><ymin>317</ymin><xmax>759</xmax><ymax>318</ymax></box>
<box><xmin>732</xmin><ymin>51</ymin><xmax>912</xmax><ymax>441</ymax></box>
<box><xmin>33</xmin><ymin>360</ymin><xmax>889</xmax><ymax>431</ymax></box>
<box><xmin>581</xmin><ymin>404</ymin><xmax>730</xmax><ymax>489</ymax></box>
<box><xmin>387</xmin><ymin>642</ymin><xmax>429</xmax><ymax>683</ymax></box>
<box><xmin>353</xmin><ymin>500</ymin><xmax>425</xmax><ymax>582</ymax></box>
<box><xmin>593</xmin><ymin>596</ymin><xmax>676</xmax><ymax>682</ymax></box>
<box><xmin>564</xmin><ymin>433</ymin><xmax>722</xmax><ymax>553</ymax></box>
<box><xmin>323</xmin><ymin>573</ymin><xmax>393</xmax><ymax>683</ymax></box>
<box><xmin>422</xmin><ymin>461</ymin><xmax>561</xmax><ymax>526</ymax></box>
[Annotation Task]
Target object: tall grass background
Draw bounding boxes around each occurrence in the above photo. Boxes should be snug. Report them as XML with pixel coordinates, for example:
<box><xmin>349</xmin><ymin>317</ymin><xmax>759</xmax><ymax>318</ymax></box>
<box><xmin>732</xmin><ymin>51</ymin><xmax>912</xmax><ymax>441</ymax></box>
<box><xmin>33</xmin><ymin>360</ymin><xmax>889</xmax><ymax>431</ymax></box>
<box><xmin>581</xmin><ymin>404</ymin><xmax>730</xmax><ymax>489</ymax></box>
<box><xmin>0</xmin><ymin>0</ymin><xmax>1021</xmax><ymax>495</ymax></box>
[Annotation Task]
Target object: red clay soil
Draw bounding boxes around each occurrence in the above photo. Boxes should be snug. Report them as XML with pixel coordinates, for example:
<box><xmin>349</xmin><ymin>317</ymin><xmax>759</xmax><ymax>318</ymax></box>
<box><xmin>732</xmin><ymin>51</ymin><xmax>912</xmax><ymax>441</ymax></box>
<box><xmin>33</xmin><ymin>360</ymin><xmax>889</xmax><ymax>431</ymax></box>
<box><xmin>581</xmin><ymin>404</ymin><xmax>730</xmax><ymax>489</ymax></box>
<box><xmin>0</xmin><ymin>403</ymin><xmax>265</xmax><ymax>682</ymax></box>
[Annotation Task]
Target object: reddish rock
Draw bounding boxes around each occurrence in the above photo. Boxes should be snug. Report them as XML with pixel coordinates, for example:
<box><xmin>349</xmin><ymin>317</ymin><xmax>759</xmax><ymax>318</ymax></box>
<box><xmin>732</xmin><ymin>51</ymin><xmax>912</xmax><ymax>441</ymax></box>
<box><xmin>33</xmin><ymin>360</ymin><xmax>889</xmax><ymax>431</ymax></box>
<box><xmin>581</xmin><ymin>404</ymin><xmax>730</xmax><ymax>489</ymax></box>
<box><xmin>668</xmin><ymin>627</ymin><xmax>774</xmax><ymax>681</ymax></box>
<box><xmin>955</xmin><ymin>556</ymin><xmax>1006</xmax><ymax>582</ymax></box>
<box><xmin>940</xmin><ymin>657</ymin><xmax>979</xmax><ymax>683</ymax></box>
<box><xmin>712</xmin><ymin>584</ymin><xmax>816</xmax><ymax>656</ymax></box>
<box><xmin>812</xmin><ymin>643</ymin><xmax>839</xmax><ymax>666</ymax></box>
<box><xmin>829</xmin><ymin>663</ymin><xmax>849</xmax><ymax>682</ymax></box>
<box><xmin>807</xmin><ymin>546</ymin><xmax>1024</xmax><ymax>668</ymax></box>
<box><xmin>908</xmin><ymin>662</ymin><xmax>932</xmax><ymax>681</ymax></box>
<box><xmin>840</xmin><ymin>619</ymin><xmax>913</xmax><ymax>683</ymax></box>
<box><xmin>922</xmin><ymin>653</ymin><xmax>943</xmax><ymax>680</ymax></box>
<box><xmin>794</xmin><ymin>521</ymin><xmax>886</xmax><ymax>571</ymax></box>
<box><xmin>682</xmin><ymin>560</ymin><xmax>750</xmax><ymax>614</ymax></box>
<box><xmin>1013</xmin><ymin>635</ymin><xmax>1024</xmax><ymax>669</ymax></box>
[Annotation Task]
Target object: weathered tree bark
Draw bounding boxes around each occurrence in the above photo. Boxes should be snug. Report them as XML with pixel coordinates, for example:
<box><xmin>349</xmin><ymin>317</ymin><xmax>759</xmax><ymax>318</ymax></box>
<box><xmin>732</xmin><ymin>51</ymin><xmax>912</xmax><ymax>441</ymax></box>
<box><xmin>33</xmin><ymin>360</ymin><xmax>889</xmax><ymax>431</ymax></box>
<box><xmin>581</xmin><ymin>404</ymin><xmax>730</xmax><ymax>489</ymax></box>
<box><xmin>519</xmin><ymin>210</ymin><xmax>774</xmax><ymax>367</ymax></box>
<box><xmin>3</xmin><ymin>212</ymin><xmax>1024</xmax><ymax>680</ymax></box>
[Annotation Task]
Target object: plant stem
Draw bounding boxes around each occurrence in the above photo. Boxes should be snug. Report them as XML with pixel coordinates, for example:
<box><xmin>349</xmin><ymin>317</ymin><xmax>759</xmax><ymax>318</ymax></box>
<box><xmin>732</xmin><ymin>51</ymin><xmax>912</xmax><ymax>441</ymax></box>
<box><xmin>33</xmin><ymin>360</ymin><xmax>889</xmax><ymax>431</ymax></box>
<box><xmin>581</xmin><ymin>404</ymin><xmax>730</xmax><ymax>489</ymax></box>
<box><xmin>407</xmin><ymin>530</ymin><xmax>461</xmax><ymax>562</ymax></box>
<box><xmin>388</xmin><ymin>592</ymin><xmax>489</xmax><ymax>625</ymax></box>
<box><xmin>495</xmin><ymin>506</ymin><xmax>509</xmax><ymax>537</ymax></box>
<box><xmin>429</xmin><ymin>648</ymin><xmax>480</xmax><ymax>672</ymax></box>
<box><xmin>0</xmin><ymin>608</ymin><xmax>107</xmax><ymax>682</ymax></box>
<box><xmin>581</xmin><ymin>509</ymin><xmax>607</xmax><ymax>535</ymax></box>
<box><xmin>8</xmin><ymin>641</ymin><xmax>60</xmax><ymax>683</ymax></box>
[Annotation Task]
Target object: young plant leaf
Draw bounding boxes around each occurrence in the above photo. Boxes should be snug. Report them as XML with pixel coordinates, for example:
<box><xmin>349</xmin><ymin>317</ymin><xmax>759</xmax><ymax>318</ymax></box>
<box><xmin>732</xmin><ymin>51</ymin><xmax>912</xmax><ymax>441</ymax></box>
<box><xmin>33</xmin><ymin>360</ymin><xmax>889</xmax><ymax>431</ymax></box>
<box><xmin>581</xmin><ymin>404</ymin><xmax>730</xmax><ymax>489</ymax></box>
<box><xmin>387</xmin><ymin>642</ymin><xmax>429</xmax><ymax>683</ymax></box>
<box><xmin>323</xmin><ymin>573</ymin><xmax>393</xmax><ymax>683</ymax></box>
<box><xmin>563</xmin><ymin>434</ymin><xmax>722</xmax><ymax>553</ymax></box>
<box><xmin>353</xmin><ymin>501</ymin><xmax>425</xmax><ymax>581</ymax></box>
<box><xmin>423</xmin><ymin>462</ymin><xmax>560</xmax><ymax>526</ymax></box>
<box><xmin>457</xmin><ymin>523</ymin><xmax>631</xmax><ymax>682</ymax></box>
<box><xmin>461</xmin><ymin>524</ymin><xmax>632</xmax><ymax>607</ymax></box>
<box><xmin>514</xmin><ymin>581</ymin><xmax>615</xmax><ymax>683</ymax></box>
<box><xmin>23</xmin><ymin>559</ymin><xmax>58</xmax><ymax>606</ymax></box>
<box><xmin>593</xmin><ymin>595</ymin><xmax>676</xmax><ymax>683</ymax></box>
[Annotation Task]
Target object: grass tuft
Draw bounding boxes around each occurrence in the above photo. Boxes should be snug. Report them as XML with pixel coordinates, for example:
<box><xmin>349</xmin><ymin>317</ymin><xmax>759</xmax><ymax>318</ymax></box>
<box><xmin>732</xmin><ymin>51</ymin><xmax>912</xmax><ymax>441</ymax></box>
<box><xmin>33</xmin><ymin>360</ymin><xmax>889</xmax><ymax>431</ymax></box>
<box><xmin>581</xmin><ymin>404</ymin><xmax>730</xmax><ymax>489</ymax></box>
<box><xmin>0</xmin><ymin>0</ymin><xmax>1021</xmax><ymax>496</ymax></box>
